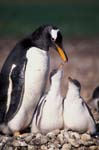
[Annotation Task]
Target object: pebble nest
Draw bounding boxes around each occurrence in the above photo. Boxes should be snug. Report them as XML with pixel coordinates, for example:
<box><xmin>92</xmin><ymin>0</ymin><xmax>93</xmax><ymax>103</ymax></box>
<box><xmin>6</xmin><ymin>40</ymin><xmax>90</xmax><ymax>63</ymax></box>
<box><xmin>0</xmin><ymin>129</ymin><xmax>99</xmax><ymax>150</ymax></box>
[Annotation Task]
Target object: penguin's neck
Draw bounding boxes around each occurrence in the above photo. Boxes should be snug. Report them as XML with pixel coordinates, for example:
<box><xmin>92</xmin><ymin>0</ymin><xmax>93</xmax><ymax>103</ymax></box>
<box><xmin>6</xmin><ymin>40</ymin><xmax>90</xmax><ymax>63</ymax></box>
<box><xmin>66</xmin><ymin>86</ymin><xmax>80</xmax><ymax>100</ymax></box>
<box><xmin>48</xmin><ymin>80</ymin><xmax>61</xmax><ymax>97</ymax></box>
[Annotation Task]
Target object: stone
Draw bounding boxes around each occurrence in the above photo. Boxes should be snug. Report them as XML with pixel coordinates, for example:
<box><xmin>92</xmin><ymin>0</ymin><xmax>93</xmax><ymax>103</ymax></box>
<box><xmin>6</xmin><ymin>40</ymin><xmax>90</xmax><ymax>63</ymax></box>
<box><xmin>12</xmin><ymin>140</ymin><xmax>21</xmax><ymax>147</ymax></box>
<box><xmin>36</xmin><ymin>133</ymin><xmax>42</xmax><ymax>139</ymax></box>
<box><xmin>41</xmin><ymin>145</ymin><xmax>48</xmax><ymax>150</ymax></box>
<box><xmin>54</xmin><ymin>140</ymin><xmax>62</xmax><ymax>149</ymax></box>
<box><xmin>62</xmin><ymin>143</ymin><xmax>72</xmax><ymax>150</ymax></box>
<box><xmin>30</xmin><ymin>135</ymin><xmax>48</xmax><ymax>145</ymax></box>
<box><xmin>28</xmin><ymin>145</ymin><xmax>37</xmax><ymax>150</ymax></box>
<box><xmin>63</xmin><ymin>130</ymin><xmax>70</xmax><ymax>142</ymax></box>
<box><xmin>68</xmin><ymin>138</ymin><xmax>80</xmax><ymax>148</ymax></box>
<box><xmin>57</xmin><ymin>133</ymin><xmax>64</xmax><ymax>144</ymax></box>
<box><xmin>24</xmin><ymin>135</ymin><xmax>33</xmax><ymax>143</ymax></box>
<box><xmin>40</xmin><ymin>136</ymin><xmax>48</xmax><ymax>144</ymax></box>
<box><xmin>48</xmin><ymin>143</ymin><xmax>56</xmax><ymax>149</ymax></box>
<box><xmin>81</xmin><ymin>133</ymin><xmax>91</xmax><ymax>141</ymax></box>
<box><xmin>89</xmin><ymin>145</ymin><xmax>99</xmax><ymax>150</ymax></box>
<box><xmin>47</xmin><ymin>132</ymin><xmax>56</xmax><ymax>139</ymax></box>
<box><xmin>69</xmin><ymin>132</ymin><xmax>80</xmax><ymax>140</ymax></box>
<box><xmin>19</xmin><ymin>141</ymin><xmax>27</xmax><ymax>146</ymax></box>
<box><xmin>6</xmin><ymin>146</ymin><xmax>14</xmax><ymax>150</ymax></box>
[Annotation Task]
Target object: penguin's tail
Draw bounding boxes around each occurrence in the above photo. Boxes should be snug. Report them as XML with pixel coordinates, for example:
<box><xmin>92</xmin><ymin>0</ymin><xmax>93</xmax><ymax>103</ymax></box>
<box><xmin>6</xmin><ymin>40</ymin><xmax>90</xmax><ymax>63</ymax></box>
<box><xmin>0</xmin><ymin>123</ymin><xmax>11</xmax><ymax>135</ymax></box>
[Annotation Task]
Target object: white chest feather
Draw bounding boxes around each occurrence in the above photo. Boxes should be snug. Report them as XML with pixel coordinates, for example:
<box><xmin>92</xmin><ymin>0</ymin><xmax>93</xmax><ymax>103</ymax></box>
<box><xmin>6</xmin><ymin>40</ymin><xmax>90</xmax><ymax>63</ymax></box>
<box><xmin>24</xmin><ymin>47</ymin><xmax>49</xmax><ymax>107</ymax></box>
<box><xmin>8</xmin><ymin>47</ymin><xmax>49</xmax><ymax>131</ymax></box>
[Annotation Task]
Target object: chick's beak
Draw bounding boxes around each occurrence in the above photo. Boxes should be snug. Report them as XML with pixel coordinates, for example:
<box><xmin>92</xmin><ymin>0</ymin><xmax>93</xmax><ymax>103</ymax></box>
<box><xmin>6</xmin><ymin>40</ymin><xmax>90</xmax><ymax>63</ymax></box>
<box><xmin>55</xmin><ymin>44</ymin><xmax>68</xmax><ymax>62</ymax></box>
<box><xmin>58</xmin><ymin>63</ymin><xmax>64</xmax><ymax>70</ymax></box>
<box><xmin>68</xmin><ymin>77</ymin><xmax>73</xmax><ymax>82</ymax></box>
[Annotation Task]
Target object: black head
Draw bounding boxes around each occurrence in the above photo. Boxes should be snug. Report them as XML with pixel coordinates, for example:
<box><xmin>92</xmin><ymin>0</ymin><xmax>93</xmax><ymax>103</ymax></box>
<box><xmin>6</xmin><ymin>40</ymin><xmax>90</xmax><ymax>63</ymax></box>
<box><xmin>92</xmin><ymin>86</ymin><xmax>99</xmax><ymax>99</ymax></box>
<box><xmin>31</xmin><ymin>24</ymin><xmax>68</xmax><ymax>62</ymax></box>
<box><xmin>68</xmin><ymin>77</ymin><xmax>81</xmax><ymax>91</ymax></box>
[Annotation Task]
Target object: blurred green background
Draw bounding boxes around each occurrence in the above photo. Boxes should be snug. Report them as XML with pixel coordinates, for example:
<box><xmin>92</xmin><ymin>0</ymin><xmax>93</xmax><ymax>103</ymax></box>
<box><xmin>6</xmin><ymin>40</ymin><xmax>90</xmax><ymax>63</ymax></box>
<box><xmin>0</xmin><ymin>0</ymin><xmax>99</xmax><ymax>38</ymax></box>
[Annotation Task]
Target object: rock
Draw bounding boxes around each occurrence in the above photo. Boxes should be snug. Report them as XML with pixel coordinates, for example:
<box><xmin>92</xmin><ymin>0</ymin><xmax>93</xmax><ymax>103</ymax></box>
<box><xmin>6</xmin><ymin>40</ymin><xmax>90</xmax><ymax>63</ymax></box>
<box><xmin>0</xmin><ymin>143</ymin><xmax>4</xmax><ymax>150</ymax></box>
<box><xmin>40</xmin><ymin>136</ymin><xmax>48</xmax><ymax>144</ymax></box>
<box><xmin>89</xmin><ymin>145</ymin><xmax>99</xmax><ymax>150</ymax></box>
<box><xmin>81</xmin><ymin>133</ymin><xmax>91</xmax><ymax>141</ymax></box>
<box><xmin>36</xmin><ymin>133</ymin><xmax>42</xmax><ymax>139</ymax></box>
<box><xmin>1</xmin><ymin>136</ymin><xmax>11</xmax><ymax>144</ymax></box>
<box><xmin>81</xmin><ymin>140</ymin><xmax>95</xmax><ymax>146</ymax></box>
<box><xmin>62</xmin><ymin>143</ymin><xmax>72</xmax><ymax>150</ymax></box>
<box><xmin>2</xmin><ymin>145</ymin><xmax>14</xmax><ymax>150</ymax></box>
<box><xmin>47</xmin><ymin>131</ymin><xmax>56</xmax><ymax>140</ymax></box>
<box><xmin>69</xmin><ymin>132</ymin><xmax>80</xmax><ymax>140</ymax></box>
<box><xmin>6</xmin><ymin>146</ymin><xmax>14</xmax><ymax>150</ymax></box>
<box><xmin>57</xmin><ymin>133</ymin><xmax>64</xmax><ymax>144</ymax></box>
<box><xmin>30</xmin><ymin>135</ymin><xmax>48</xmax><ymax>145</ymax></box>
<box><xmin>63</xmin><ymin>130</ymin><xmax>70</xmax><ymax>142</ymax></box>
<box><xmin>54</xmin><ymin>140</ymin><xmax>62</xmax><ymax>149</ymax></box>
<box><xmin>24</xmin><ymin>135</ymin><xmax>34</xmax><ymax>143</ymax></box>
<box><xmin>68</xmin><ymin>138</ymin><xmax>80</xmax><ymax>148</ymax></box>
<box><xmin>41</xmin><ymin>145</ymin><xmax>48</xmax><ymax>150</ymax></box>
<box><xmin>19</xmin><ymin>141</ymin><xmax>27</xmax><ymax>146</ymax></box>
<box><xmin>12</xmin><ymin>140</ymin><xmax>21</xmax><ymax>147</ymax></box>
<box><xmin>78</xmin><ymin>146</ymin><xmax>88</xmax><ymax>150</ymax></box>
<box><xmin>28</xmin><ymin>145</ymin><xmax>37</xmax><ymax>150</ymax></box>
<box><xmin>47</xmin><ymin>143</ymin><xmax>60</xmax><ymax>150</ymax></box>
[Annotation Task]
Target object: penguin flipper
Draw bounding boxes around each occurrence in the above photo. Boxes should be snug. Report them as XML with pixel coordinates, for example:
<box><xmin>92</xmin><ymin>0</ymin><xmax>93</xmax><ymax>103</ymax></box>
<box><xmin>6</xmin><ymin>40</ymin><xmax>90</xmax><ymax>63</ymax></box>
<box><xmin>5</xmin><ymin>59</ymin><xmax>27</xmax><ymax>122</ymax></box>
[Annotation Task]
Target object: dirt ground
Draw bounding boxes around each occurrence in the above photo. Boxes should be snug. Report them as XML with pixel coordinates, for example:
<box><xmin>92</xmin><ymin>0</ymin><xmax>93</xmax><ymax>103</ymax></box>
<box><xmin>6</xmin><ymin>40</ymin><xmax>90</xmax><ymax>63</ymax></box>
<box><xmin>0</xmin><ymin>37</ymin><xmax>99</xmax><ymax>102</ymax></box>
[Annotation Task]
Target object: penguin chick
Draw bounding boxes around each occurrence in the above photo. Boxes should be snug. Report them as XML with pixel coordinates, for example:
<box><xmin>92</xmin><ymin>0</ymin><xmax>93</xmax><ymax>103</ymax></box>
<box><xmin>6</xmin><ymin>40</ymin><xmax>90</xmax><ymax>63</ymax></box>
<box><xmin>63</xmin><ymin>77</ymin><xmax>97</xmax><ymax>135</ymax></box>
<box><xmin>31</xmin><ymin>64</ymin><xmax>64</xmax><ymax>134</ymax></box>
<box><xmin>89</xmin><ymin>86</ymin><xmax>99</xmax><ymax>113</ymax></box>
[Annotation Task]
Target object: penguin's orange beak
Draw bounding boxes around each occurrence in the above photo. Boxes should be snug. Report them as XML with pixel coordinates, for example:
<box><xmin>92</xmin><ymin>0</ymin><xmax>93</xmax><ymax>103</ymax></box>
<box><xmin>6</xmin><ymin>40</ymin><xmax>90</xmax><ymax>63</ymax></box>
<box><xmin>55</xmin><ymin>44</ymin><xmax>68</xmax><ymax>62</ymax></box>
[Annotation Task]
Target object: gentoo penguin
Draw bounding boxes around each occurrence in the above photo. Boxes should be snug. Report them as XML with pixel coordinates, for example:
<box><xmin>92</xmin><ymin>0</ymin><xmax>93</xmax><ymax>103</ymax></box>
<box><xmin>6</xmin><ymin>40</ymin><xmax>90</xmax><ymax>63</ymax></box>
<box><xmin>63</xmin><ymin>77</ymin><xmax>97</xmax><ymax>135</ymax></box>
<box><xmin>31</xmin><ymin>64</ymin><xmax>64</xmax><ymax>134</ymax></box>
<box><xmin>89</xmin><ymin>86</ymin><xmax>99</xmax><ymax>113</ymax></box>
<box><xmin>0</xmin><ymin>24</ymin><xmax>68</xmax><ymax>135</ymax></box>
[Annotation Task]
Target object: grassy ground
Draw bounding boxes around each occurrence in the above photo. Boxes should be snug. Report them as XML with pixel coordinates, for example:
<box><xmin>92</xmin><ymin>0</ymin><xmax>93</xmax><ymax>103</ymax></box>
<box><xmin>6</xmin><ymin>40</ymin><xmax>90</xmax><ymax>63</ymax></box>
<box><xmin>0</xmin><ymin>2</ymin><xmax>99</xmax><ymax>37</ymax></box>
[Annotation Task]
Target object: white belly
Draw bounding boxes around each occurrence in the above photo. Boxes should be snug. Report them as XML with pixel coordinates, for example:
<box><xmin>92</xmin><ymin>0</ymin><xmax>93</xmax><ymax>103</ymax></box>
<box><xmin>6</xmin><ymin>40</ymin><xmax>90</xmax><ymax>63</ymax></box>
<box><xmin>31</xmin><ymin>95</ymin><xmax>64</xmax><ymax>134</ymax></box>
<box><xmin>8</xmin><ymin>47</ymin><xmax>49</xmax><ymax>132</ymax></box>
<box><xmin>64</xmin><ymin>99</ymin><xmax>88</xmax><ymax>133</ymax></box>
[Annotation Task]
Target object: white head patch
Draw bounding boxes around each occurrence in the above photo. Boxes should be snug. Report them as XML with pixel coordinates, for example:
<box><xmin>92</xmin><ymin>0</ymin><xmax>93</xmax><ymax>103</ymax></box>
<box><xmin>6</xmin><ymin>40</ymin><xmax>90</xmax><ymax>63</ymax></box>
<box><xmin>50</xmin><ymin>29</ymin><xmax>59</xmax><ymax>41</ymax></box>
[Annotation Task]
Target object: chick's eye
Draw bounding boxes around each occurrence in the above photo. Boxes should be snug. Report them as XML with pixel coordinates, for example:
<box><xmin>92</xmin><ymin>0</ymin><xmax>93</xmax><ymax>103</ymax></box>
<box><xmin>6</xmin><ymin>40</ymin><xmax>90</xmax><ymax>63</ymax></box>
<box><xmin>52</xmin><ymin>37</ymin><xmax>55</xmax><ymax>41</ymax></box>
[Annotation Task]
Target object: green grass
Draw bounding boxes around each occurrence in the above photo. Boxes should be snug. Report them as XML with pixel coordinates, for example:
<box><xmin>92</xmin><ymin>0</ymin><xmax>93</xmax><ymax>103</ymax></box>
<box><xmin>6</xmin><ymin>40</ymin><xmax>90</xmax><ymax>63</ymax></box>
<box><xmin>0</xmin><ymin>2</ymin><xmax>99</xmax><ymax>37</ymax></box>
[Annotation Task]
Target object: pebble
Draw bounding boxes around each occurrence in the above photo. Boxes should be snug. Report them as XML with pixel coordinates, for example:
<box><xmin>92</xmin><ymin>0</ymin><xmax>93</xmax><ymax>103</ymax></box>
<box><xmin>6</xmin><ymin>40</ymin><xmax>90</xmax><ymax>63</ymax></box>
<box><xmin>68</xmin><ymin>138</ymin><xmax>80</xmax><ymax>148</ymax></box>
<box><xmin>41</xmin><ymin>145</ymin><xmax>47</xmax><ymax>150</ymax></box>
<box><xmin>81</xmin><ymin>133</ymin><xmax>91</xmax><ymax>141</ymax></box>
<box><xmin>12</xmin><ymin>140</ymin><xmax>21</xmax><ymax>147</ymax></box>
<box><xmin>70</xmin><ymin>132</ymin><xmax>80</xmax><ymax>140</ymax></box>
<box><xmin>47</xmin><ymin>132</ymin><xmax>56</xmax><ymax>139</ymax></box>
<box><xmin>24</xmin><ymin>135</ymin><xmax>34</xmax><ymax>143</ymax></box>
<box><xmin>62</xmin><ymin>143</ymin><xmax>72</xmax><ymax>150</ymax></box>
<box><xmin>28</xmin><ymin>145</ymin><xmax>37</xmax><ymax>150</ymax></box>
<box><xmin>57</xmin><ymin>133</ymin><xmax>64</xmax><ymax>144</ymax></box>
<box><xmin>89</xmin><ymin>145</ymin><xmax>99</xmax><ymax>150</ymax></box>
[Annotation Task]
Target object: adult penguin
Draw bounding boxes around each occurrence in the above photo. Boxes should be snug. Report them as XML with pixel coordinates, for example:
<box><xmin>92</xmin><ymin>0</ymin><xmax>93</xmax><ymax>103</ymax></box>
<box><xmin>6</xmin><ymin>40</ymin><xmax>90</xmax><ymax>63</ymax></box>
<box><xmin>0</xmin><ymin>24</ymin><xmax>68</xmax><ymax>135</ymax></box>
